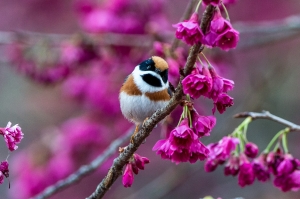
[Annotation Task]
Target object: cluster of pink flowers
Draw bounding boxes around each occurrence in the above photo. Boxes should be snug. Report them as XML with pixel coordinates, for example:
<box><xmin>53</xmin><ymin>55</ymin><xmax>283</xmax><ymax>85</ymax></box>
<box><xmin>205</xmin><ymin>130</ymin><xmax>300</xmax><ymax>192</ymax></box>
<box><xmin>182</xmin><ymin>65</ymin><xmax>234</xmax><ymax>114</ymax></box>
<box><xmin>153</xmin><ymin>107</ymin><xmax>216</xmax><ymax>164</ymax></box>
<box><xmin>10</xmin><ymin>115</ymin><xmax>130</xmax><ymax>198</ymax></box>
<box><xmin>0</xmin><ymin>122</ymin><xmax>23</xmax><ymax>185</ymax></box>
<box><xmin>122</xmin><ymin>153</ymin><xmax>150</xmax><ymax>187</ymax></box>
<box><xmin>0</xmin><ymin>122</ymin><xmax>24</xmax><ymax>151</ymax></box>
<box><xmin>7</xmin><ymin>35</ymin><xmax>99</xmax><ymax>85</ymax></box>
<box><xmin>173</xmin><ymin>9</ymin><xmax>239</xmax><ymax>51</ymax></box>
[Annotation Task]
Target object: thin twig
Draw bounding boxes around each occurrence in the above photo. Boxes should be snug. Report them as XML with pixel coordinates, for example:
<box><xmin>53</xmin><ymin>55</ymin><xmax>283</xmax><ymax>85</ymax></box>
<box><xmin>31</xmin><ymin>126</ymin><xmax>135</xmax><ymax>199</ymax></box>
<box><xmin>86</xmin><ymin>5</ymin><xmax>216</xmax><ymax>199</ymax></box>
<box><xmin>234</xmin><ymin>110</ymin><xmax>300</xmax><ymax>132</ymax></box>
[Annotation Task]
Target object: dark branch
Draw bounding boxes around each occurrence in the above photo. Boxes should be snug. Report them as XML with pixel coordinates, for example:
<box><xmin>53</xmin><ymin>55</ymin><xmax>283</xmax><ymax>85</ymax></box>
<box><xmin>234</xmin><ymin>110</ymin><xmax>300</xmax><ymax>132</ymax></box>
<box><xmin>86</xmin><ymin>5</ymin><xmax>216</xmax><ymax>199</ymax></box>
<box><xmin>31</xmin><ymin>127</ymin><xmax>134</xmax><ymax>199</ymax></box>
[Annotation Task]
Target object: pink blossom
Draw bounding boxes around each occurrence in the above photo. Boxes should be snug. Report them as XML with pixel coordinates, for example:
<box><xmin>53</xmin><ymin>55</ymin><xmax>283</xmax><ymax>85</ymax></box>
<box><xmin>153</xmin><ymin>119</ymin><xmax>209</xmax><ymax>164</ymax></box>
<box><xmin>0</xmin><ymin>161</ymin><xmax>9</xmax><ymax>178</ymax></box>
<box><xmin>205</xmin><ymin>159</ymin><xmax>219</xmax><ymax>172</ymax></box>
<box><xmin>215</xmin><ymin>29</ymin><xmax>239</xmax><ymax>51</ymax></box>
<box><xmin>238</xmin><ymin>154</ymin><xmax>255</xmax><ymax>187</ymax></box>
<box><xmin>0</xmin><ymin>160</ymin><xmax>9</xmax><ymax>184</ymax></box>
<box><xmin>133</xmin><ymin>154</ymin><xmax>150</xmax><ymax>170</ymax></box>
<box><xmin>252</xmin><ymin>155</ymin><xmax>270</xmax><ymax>182</ymax></box>
<box><xmin>207</xmin><ymin>136</ymin><xmax>239</xmax><ymax>161</ymax></box>
<box><xmin>169</xmin><ymin>119</ymin><xmax>198</xmax><ymax>150</ymax></box>
<box><xmin>212</xmin><ymin>93</ymin><xmax>234</xmax><ymax>114</ymax></box>
<box><xmin>224</xmin><ymin>155</ymin><xmax>239</xmax><ymax>176</ymax></box>
<box><xmin>192</xmin><ymin>112</ymin><xmax>216</xmax><ymax>137</ymax></box>
<box><xmin>204</xmin><ymin>11</ymin><xmax>239</xmax><ymax>51</ymax></box>
<box><xmin>123</xmin><ymin>163</ymin><xmax>134</xmax><ymax>187</ymax></box>
<box><xmin>189</xmin><ymin>140</ymin><xmax>210</xmax><ymax>163</ymax></box>
<box><xmin>173</xmin><ymin>13</ymin><xmax>204</xmax><ymax>45</ymax></box>
<box><xmin>244</xmin><ymin>142</ymin><xmax>259</xmax><ymax>158</ymax></box>
<box><xmin>182</xmin><ymin>72</ymin><xmax>212</xmax><ymax>99</ymax></box>
<box><xmin>274</xmin><ymin>170</ymin><xmax>300</xmax><ymax>192</ymax></box>
<box><xmin>266</xmin><ymin>150</ymin><xmax>284</xmax><ymax>175</ymax></box>
<box><xmin>276</xmin><ymin>154</ymin><xmax>298</xmax><ymax>176</ymax></box>
<box><xmin>205</xmin><ymin>68</ymin><xmax>234</xmax><ymax>101</ymax></box>
<box><xmin>0</xmin><ymin>122</ymin><xmax>24</xmax><ymax>151</ymax></box>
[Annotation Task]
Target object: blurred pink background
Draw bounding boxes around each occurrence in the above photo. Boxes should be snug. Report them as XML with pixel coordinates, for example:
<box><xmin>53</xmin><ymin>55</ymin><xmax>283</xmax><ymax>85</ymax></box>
<box><xmin>0</xmin><ymin>0</ymin><xmax>300</xmax><ymax>198</ymax></box>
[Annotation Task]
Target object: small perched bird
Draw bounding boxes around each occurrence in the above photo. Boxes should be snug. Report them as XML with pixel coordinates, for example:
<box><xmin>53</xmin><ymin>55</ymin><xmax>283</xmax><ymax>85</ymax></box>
<box><xmin>119</xmin><ymin>56</ymin><xmax>171</xmax><ymax>142</ymax></box>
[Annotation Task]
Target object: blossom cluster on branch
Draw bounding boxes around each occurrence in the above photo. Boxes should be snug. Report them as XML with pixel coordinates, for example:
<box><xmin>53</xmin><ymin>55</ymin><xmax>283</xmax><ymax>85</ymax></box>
<box><xmin>205</xmin><ymin>116</ymin><xmax>300</xmax><ymax>192</ymax></box>
<box><xmin>0</xmin><ymin>122</ymin><xmax>23</xmax><ymax>185</ymax></box>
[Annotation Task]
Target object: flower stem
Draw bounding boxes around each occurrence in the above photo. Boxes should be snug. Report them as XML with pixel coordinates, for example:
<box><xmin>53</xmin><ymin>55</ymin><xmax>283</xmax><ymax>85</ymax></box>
<box><xmin>263</xmin><ymin>128</ymin><xmax>290</xmax><ymax>153</ymax></box>
<box><xmin>232</xmin><ymin>117</ymin><xmax>252</xmax><ymax>136</ymax></box>
<box><xmin>200</xmin><ymin>52</ymin><xmax>213</xmax><ymax>68</ymax></box>
<box><xmin>221</xmin><ymin>2</ymin><xmax>230</xmax><ymax>21</ymax></box>
<box><xmin>195</xmin><ymin>0</ymin><xmax>203</xmax><ymax>12</ymax></box>
<box><xmin>282</xmin><ymin>131</ymin><xmax>289</xmax><ymax>153</ymax></box>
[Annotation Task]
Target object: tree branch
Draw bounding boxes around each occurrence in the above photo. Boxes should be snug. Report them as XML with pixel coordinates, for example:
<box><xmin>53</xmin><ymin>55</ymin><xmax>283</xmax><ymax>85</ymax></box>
<box><xmin>31</xmin><ymin>126</ymin><xmax>135</xmax><ymax>199</ymax></box>
<box><xmin>234</xmin><ymin>110</ymin><xmax>300</xmax><ymax>132</ymax></box>
<box><xmin>86</xmin><ymin>5</ymin><xmax>216</xmax><ymax>199</ymax></box>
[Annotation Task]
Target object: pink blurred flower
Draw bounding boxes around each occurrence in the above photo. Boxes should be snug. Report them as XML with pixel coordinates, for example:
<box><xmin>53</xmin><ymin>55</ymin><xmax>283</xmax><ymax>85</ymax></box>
<box><xmin>60</xmin><ymin>40</ymin><xmax>98</xmax><ymax>65</ymax></box>
<box><xmin>274</xmin><ymin>170</ymin><xmax>300</xmax><ymax>192</ymax></box>
<box><xmin>203</xmin><ymin>0</ymin><xmax>221</xmax><ymax>6</ymax></box>
<box><xmin>244</xmin><ymin>142</ymin><xmax>259</xmax><ymax>158</ymax></box>
<box><xmin>0</xmin><ymin>122</ymin><xmax>24</xmax><ymax>151</ymax></box>
<box><xmin>266</xmin><ymin>150</ymin><xmax>284</xmax><ymax>175</ymax></box>
<box><xmin>0</xmin><ymin>160</ymin><xmax>9</xmax><ymax>184</ymax></box>
<box><xmin>238</xmin><ymin>154</ymin><xmax>255</xmax><ymax>187</ymax></box>
<box><xmin>173</xmin><ymin>13</ymin><xmax>204</xmax><ymax>45</ymax></box>
<box><xmin>212</xmin><ymin>93</ymin><xmax>234</xmax><ymax>114</ymax></box>
<box><xmin>123</xmin><ymin>163</ymin><xmax>134</xmax><ymax>187</ymax></box>
<box><xmin>253</xmin><ymin>155</ymin><xmax>270</xmax><ymax>182</ymax></box>
<box><xmin>192</xmin><ymin>111</ymin><xmax>216</xmax><ymax>137</ymax></box>
<box><xmin>276</xmin><ymin>154</ymin><xmax>298</xmax><ymax>176</ymax></box>
<box><xmin>205</xmin><ymin>159</ymin><xmax>219</xmax><ymax>172</ymax></box>
<box><xmin>182</xmin><ymin>71</ymin><xmax>212</xmax><ymax>99</ymax></box>
<box><xmin>224</xmin><ymin>155</ymin><xmax>239</xmax><ymax>176</ymax></box>
<box><xmin>207</xmin><ymin>136</ymin><xmax>239</xmax><ymax>162</ymax></box>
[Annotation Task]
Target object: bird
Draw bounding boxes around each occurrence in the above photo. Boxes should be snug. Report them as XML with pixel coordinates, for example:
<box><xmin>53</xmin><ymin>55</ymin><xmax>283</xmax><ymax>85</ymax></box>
<box><xmin>119</xmin><ymin>56</ymin><xmax>171</xmax><ymax>143</ymax></box>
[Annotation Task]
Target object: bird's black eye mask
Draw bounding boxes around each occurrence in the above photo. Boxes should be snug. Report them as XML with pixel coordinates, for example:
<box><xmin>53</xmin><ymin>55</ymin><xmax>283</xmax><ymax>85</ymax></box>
<box><xmin>139</xmin><ymin>59</ymin><xmax>168</xmax><ymax>83</ymax></box>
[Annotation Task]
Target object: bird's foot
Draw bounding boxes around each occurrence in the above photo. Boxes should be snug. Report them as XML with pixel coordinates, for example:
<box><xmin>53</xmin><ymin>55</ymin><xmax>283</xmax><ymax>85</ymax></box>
<box><xmin>130</xmin><ymin>125</ymin><xmax>139</xmax><ymax>144</ymax></box>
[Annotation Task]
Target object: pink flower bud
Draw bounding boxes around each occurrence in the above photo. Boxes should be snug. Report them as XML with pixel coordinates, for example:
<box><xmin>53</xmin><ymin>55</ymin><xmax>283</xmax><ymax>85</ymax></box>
<box><xmin>133</xmin><ymin>154</ymin><xmax>150</xmax><ymax>170</ymax></box>
<box><xmin>238</xmin><ymin>154</ymin><xmax>255</xmax><ymax>187</ymax></box>
<box><xmin>244</xmin><ymin>142</ymin><xmax>259</xmax><ymax>158</ymax></box>
<box><xmin>122</xmin><ymin>163</ymin><xmax>134</xmax><ymax>188</ymax></box>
